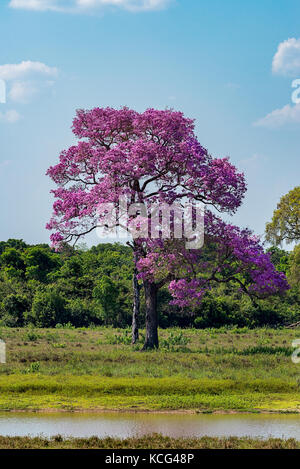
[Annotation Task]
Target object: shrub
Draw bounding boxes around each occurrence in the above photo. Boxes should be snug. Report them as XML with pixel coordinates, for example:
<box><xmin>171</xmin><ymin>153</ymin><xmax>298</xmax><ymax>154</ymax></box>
<box><xmin>25</xmin><ymin>331</ymin><xmax>39</xmax><ymax>342</ymax></box>
<box><xmin>31</xmin><ymin>287</ymin><xmax>67</xmax><ymax>327</ymax></box>
<box><xmin>160</xmin><ymin>331</ymin><xmax>191</xmax><ymax>349</ymax></box>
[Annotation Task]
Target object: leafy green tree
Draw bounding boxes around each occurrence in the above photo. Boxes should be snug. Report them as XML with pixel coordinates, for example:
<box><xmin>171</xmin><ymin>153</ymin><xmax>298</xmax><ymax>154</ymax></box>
<box><xmin>289</xmin><ymin>245</ymin><xmax>300</xmax><ymax>288</ymax></box>
<box><xmin>266</xmin><ymin>187</ymin><xmax>300</xmax><ymax>245</ymax></box>
<box><xmin>67</xmin><ymin>298</ymin><xmax>101</xmax><ymax>327</ymax></box>
<box><xmin>92</xmin><ymin>274</ymin><xmax>131</xmax><ymax>327</ymax></box>
<box><xmin>56</xmin><ymin>254</ymin><xmax>94</xmax><ymax>300</ymax></box>
<box><xmin>1</xmin><ymin>293</ymin><xmax>29</xmax><ymax>326</ymax></box>
<box><xmin>0</xmin><ymin>239</ymin><xmax>27</xmax><ymax>255</ymax></box>
<box><xmin>267</xmin><ymin>247</ymin><xmax>290</xmax><ymax>275</ymax></box>
<box><xmin>23</xmin><ymin>246</ymin><xmax>61</xmax><ymax>282</ymax></box>
<box><xmin>30</xmin><ymin>287</ymin><xmax>67</xmax><ymax>327</ymax></box>
<box><xmin>93</xmin><ymin>275</ymin><xmax>119</xmax><ymax>325</ymax></box>
<box><xmin>194</xmin><ymin>293</ymin><xmax>245</xmax><ymax>328</ymax></box>
<box><xmin>59</xmin><ymin>256</ymin><xmax>83</xmax><ymax>279</ymax></box>
<box><xmin>0</xmin><ymin>248</ymin><xmax>26</xmax><ymax>279</ymax></box>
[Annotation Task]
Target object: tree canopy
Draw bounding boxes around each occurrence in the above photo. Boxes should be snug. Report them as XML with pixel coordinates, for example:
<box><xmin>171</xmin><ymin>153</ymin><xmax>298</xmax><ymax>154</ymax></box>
<box><xmin>266</xmin><ymin>186</ymin><xmax>300</xmax><ymax>245</ymax></box>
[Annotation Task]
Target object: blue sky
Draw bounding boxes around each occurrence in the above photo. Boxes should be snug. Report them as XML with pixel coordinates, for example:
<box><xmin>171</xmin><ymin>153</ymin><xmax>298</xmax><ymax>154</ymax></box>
<box><xmin>0</xmin><ymin>0</ymin><xmax>300</xmax><ymax>248</ymax></box>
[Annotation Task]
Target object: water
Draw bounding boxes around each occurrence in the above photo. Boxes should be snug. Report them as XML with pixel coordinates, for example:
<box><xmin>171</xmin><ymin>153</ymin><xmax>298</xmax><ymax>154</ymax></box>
<box><xmin>0</xmin><ymin>412</ymin><xmax>300</xmax><ymax>439</ymax></box>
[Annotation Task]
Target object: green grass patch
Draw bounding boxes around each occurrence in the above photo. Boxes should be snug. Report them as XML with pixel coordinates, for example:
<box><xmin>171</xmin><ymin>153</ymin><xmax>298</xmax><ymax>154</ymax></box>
<box><xmin>0</xmin><ymin>327</ymin><xmax>300</xmax><ymax>412</ymax></box>
<box><xmin>0</xmin><ymin>375</ymin><xmax>299</xmax><ymax>412</ymax></box>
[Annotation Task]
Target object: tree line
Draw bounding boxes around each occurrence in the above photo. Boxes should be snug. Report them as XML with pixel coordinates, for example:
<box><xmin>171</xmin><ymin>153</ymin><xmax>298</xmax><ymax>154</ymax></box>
<box><xmin>0</xmin><ymin>238</ymin><xmax>298</xmax><ymax>329</ymax></box>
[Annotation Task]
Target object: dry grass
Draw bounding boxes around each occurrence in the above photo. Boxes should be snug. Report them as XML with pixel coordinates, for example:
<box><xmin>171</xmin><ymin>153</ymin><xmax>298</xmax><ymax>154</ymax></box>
<box><xmin>0</xmin><ymin>326</ymin><xmax>298</xmax><ymax>381</ymax></box>
<box><xmin>0</xmin><ymin>433</ymin><xmax>299</xmax><ymax>449</ymax></box>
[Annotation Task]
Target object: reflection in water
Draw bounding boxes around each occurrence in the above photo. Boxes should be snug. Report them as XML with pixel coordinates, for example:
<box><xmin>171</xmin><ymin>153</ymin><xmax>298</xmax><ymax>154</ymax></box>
<box><xmin>0</xmin><ymin>412</ymin><xmax>300</xmax><ymax>439</ymax></box>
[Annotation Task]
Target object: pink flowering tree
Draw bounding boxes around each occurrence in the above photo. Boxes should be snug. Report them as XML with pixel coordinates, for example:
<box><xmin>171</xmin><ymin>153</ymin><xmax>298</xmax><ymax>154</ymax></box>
<box><xmin>138</xmin><ymin>212</ymin><xmax>289</xmax><ymax>307</ymax></box>
<box><xmin>47</xmin><ymin>107</ymin><xmax>289</xmax><ymax>349</ymax></box>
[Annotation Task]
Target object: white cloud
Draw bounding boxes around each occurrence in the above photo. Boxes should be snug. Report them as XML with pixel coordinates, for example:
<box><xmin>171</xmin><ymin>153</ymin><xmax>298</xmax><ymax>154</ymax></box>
<box><xmin>0</xmin><ymin>60</ymin><xmax>58</xmax><ymax>105</ymax></box>
<box><xmin>9</xmin><ymin>0</ymin><xmax>58</xmax><ymax>10</ymax></box>
<box><xmin>255</xmin><ymin>38</ymin><xmax>300</xmax><ymax>128</ymax></box>
<box><xmin>0</xmin><ymin>60</ymin><xmax>57</xmax><ymax>81</ymax></box>
<box><xmin>8</xmin><ymin>81</ymin><xmax>38</xmax><ymax>103</ymax></box>
<box><xmin>0</xmin><ymin>110</ymin><xmax>21</xmax><ymax>123</ymax></box>
<box><xmin>9</xmin><ymin>0</ymin><xmax>170</xmax><ymax>12</ymax></box>
<box><xmin>272</xmin><ymin>38</ymin><xmax>300</xmax><ymax>76</ymax></box>
<box><xmin>254</xmin><ymin>103</ymin><xmax>300</xmax><ymax>128</ymax></box>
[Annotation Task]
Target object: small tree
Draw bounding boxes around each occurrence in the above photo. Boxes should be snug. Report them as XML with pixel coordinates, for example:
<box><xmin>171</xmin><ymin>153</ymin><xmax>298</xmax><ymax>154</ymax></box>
<box><xmin>266</xmin><ymin>186</ymin><xmax>300</xmax><ymax>245</ymax></box>
<box><xmin>0</xmin><ymin>247</ymin><xmax>25</xmax><ymax>279</ymax></box>
<box><xmin>289</xmin><ymin>245</ymin><xmax>300</xmax><ymax>288</ymax></box>
<box><xmin>24</xmin><ymin>246</ymin><xmax>60</xmax><ymax>282</ymax></box>
<box><xmin>1</xmin><ymin>293</ymin><xmax>28</xmax><ymax>327</ymax></box>
<box><xmin>47</xmin><ymin>107</ymin><xmax>289</xmax><ymax>348</ymax></box>
<box><xmin>93</xmin><ymin>275</ymin><xmax>119</xmax><ymax>325</ymax></box>
<box><xmin>31</xmin><ymin>287</ymin><xmax>67</xmax><ymax>327</ymax></box>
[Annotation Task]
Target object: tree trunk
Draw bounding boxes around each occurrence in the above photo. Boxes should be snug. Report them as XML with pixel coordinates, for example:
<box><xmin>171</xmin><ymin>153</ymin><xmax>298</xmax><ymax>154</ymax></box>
<box><xmin>142</xmin><ymin>280</ymin><xmax>159</xmax><ymax>350</ymax></box>
<box><xmin>132</xmin><ymin>251</ymin><xmax>140</xmax><ymax>344</ymax></box>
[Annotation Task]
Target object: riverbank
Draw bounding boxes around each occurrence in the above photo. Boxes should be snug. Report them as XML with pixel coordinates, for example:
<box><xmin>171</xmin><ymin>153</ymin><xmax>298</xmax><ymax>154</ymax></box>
<box><xmin>0</xmin><ymin>327</ymin><xmax>299</xmax><ymax>412</ymax></box>
<box><xmin>0</xmin><ymin>375</ymin><xmax>299</xmax><ymax>412</ymax></box>
<box><xmin>0</xmin><ymin>434</ymin><xmax>299</xmax><ymax>449</ymax></box>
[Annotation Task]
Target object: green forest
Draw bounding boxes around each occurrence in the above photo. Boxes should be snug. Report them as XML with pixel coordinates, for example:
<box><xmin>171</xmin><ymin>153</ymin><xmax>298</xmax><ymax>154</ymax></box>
<box><xmin>0</xmin><ymin>238</ymin><xmax>299</xmax><ymax>330</ymax></box>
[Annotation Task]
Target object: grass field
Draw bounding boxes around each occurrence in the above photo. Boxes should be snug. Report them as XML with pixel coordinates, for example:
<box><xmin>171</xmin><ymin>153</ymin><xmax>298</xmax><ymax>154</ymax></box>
<box><xmin>0</xmin><ymin>326</ymin><xmax>300</xmax><ymax>412</ymax></box>
<box><xmin>0</xmin><ymin>434</ymin><xmax>299</xmax><ymax>449</ymax></box>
